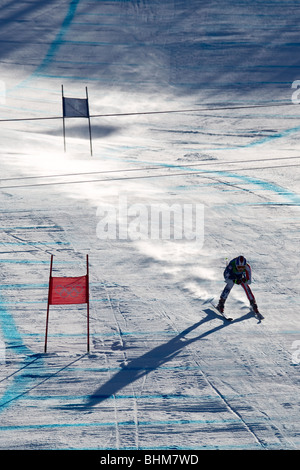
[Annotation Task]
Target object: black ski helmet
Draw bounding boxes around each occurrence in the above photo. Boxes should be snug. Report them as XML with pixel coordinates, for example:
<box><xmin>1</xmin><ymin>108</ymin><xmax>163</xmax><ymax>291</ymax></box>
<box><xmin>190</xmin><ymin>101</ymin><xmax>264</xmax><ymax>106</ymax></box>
<box><xmin>236</xmin><ymin>255</ymin><xmax>246</xmax><ymax>267</ymax></box>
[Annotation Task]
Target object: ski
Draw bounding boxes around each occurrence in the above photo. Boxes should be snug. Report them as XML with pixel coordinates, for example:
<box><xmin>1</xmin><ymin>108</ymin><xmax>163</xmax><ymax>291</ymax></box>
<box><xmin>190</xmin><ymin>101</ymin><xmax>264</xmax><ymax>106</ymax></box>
<box><xmin>251</xmin><ymin>308</ymin><xmax>264</xmax><ymax>321</ymax></box>
<box><xmin>210</xmin><ymin>301</ymin><xmax>233</xmax><ymax>322</ymax></box>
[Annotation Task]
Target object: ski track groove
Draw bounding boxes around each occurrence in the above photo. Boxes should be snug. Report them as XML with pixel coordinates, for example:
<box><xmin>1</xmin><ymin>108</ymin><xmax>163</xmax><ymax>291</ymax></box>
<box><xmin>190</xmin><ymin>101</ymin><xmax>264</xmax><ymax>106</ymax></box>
<box><xmin>232</xmin><ymin>320</ymin><xmax>298</xmax><ymax>449</ymax></box>
<box><xmin>115</xmin><ymin>299</ymin><xmax>140</xmax><ymax>450</ymax></box>
<box><xmin>101</xmin><ymin>278</ymin><xmax>140</xmax><ymax>450</ymax></box>
<box><xmin>156</xmin><ymin>304</ymin><xmax>266</xmax><ymax>449</ymax></box>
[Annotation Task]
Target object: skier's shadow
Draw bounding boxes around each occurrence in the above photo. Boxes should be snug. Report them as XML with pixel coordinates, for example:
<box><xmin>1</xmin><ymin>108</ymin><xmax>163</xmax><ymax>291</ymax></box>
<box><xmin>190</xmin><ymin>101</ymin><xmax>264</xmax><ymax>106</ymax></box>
<box><xmin>82</xmin><ymin>308</ymin><xmax>233</xmax><ymax>409</ymax></box>
<box><xmin>206</xmin><ymin>307</ymin><xmax>254</xmax><ymax>324</ymax></box>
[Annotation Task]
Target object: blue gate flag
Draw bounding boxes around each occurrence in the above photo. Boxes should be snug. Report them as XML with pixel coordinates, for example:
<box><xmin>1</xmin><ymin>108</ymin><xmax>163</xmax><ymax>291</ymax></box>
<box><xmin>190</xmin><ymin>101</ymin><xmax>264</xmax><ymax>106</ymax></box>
<box><xmin>63</xmin><ymin>96</ymin><xmax>89</xmax><ymax>118</ymax></box>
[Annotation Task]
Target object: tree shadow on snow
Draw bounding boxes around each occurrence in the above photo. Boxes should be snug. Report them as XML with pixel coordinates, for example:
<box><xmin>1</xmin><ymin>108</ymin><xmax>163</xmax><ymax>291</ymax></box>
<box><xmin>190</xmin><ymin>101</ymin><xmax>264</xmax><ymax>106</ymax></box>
<box><xmin>82</xmin><ymin>308</ymin><xmax>237</xmax><ymax>409</ymax></box>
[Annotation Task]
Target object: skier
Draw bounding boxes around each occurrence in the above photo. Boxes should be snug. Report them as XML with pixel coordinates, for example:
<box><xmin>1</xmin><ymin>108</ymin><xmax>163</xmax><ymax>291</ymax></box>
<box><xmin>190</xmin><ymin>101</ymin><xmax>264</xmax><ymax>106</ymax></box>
<box><xmin>216</xmin><ymin>255</ymin><xmax>260</xmax><ymax>315</ymax></box>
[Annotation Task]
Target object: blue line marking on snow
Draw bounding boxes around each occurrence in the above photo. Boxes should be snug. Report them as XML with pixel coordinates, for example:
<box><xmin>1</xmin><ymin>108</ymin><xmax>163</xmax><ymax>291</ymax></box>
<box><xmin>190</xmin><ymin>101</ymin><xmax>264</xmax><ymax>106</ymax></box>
<box><xmin>0</xmin><ymin>242</ymin><xmax>69</xmax><ymax>246</ymax></box>
<box><xmin>8</xmin><ymin>0</ymin><xmax>82</xmax><ymax>93</ymax></box>
<box><xmin>0</xmin><ymin>417</ymin><xmax>241</xmax><ymax>432</ymax></box>
<box><xmin>0</xmin><ymin>225</ymin><xmax>62</xmax><ymax>230</ymax></box>
<box><xmin>220</xmin><ymin>172</ymin><xmax>300</xmax><ymax>205</ymax></box>
<box><xmin>23</xmin><ymin>393</ymin><xmax>239</xmax><ymax>401</ymax></box>
<box><xmin>0</xmin><ymin>260</ymin><xmax>52</xmax><ymax>264</ymax></box>
<box><xmin>66</xmin><ymin>444</ymin><xmax>263</xmax><ymax>450</ymax></box>
<box><xmin>34</xmin><ymin>0</ymin><xmax>82</xmax><ymax>76</ymax></box>
<box><xmin>0</xmin><ymin>306</ymin><xmax>32</xmax><ymax>357</ymax></box>
<box><xmin>150</xmin><ymin>155</ymin><xmax>300</xmax><ymax>204</ymax></box>
<box><xmin>0</xmin><ymin>301</ymin><xmax>45</xmax><ymax>305</ymax></box>
<box><xmin>116</xmin><ymin>155</ymin><xmax>300</xmax><ymax>206</ymax></box>
<box><xmin>0</xmin><ymin>260</ymin><xmax>77</xmax><ymax>265</ymax></box>
<box><xmin>0</xmin><ymin>297</ymin><xmax>42</xmax><ymax>412</ymax></box>
<box><xmin>0</xmin><ymin>283</ymin><xmax>48</xmax><ymax>289</ymax></box>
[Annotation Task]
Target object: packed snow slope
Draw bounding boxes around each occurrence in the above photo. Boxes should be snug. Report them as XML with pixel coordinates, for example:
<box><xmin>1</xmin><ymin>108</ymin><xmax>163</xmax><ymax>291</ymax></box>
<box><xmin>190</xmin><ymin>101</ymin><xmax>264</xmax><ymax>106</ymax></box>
<box><xmin>0</xmin><ymin>0</ymin><xmax>299</xmax><ymax>450</ymax></box>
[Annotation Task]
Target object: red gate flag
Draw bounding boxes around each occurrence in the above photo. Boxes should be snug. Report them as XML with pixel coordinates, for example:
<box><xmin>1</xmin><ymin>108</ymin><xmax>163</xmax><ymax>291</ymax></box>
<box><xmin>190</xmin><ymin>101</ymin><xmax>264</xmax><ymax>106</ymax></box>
<box><xmin>44</xmin><ymin>255</ymin><xmax>90</xmax><ymax>353</ymax></box>
<box><xmin>49</xmin><ymin>275</ymin><xmax>88</xmax><ymax>305</ymax></box>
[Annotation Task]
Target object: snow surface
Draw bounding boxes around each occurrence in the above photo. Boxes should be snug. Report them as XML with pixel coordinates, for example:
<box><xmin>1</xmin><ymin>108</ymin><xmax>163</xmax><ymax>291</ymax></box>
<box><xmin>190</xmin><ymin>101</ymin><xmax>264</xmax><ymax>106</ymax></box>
<box><xmin>0</xmin><ymin>0</ymin><xmax>299</xmax><ymax>450</ymax></box>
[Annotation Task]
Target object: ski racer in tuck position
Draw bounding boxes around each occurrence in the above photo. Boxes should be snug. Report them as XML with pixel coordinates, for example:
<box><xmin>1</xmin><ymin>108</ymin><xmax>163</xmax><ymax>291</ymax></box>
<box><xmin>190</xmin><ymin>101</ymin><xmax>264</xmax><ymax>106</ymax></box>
<box><xmin>216</xmin><ymin>256</ymin><xmax>260</xmax><ymax>315</ymax></box>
